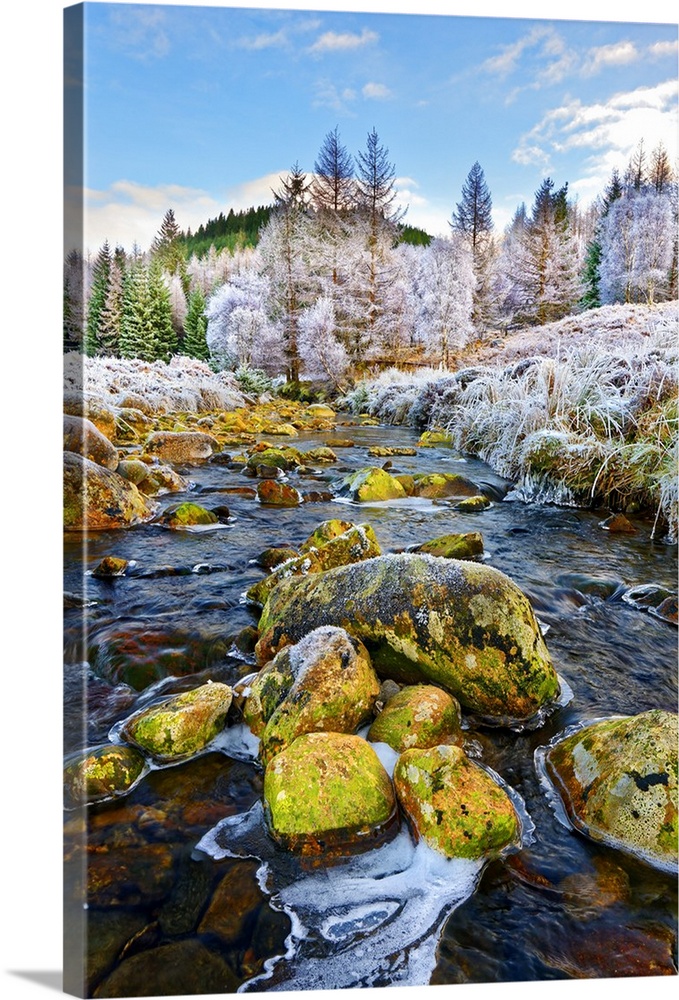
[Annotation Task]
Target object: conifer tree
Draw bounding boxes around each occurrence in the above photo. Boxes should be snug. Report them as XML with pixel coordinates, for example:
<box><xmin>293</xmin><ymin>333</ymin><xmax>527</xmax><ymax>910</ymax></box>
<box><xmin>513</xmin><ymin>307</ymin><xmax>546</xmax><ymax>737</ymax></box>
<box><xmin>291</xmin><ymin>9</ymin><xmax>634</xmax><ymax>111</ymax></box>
<box><xmin>451</xmin><ymin>162</ymin><xmax>496</xmax><ymax>331</ymax></box>
<box><xmin>84</xmin><ymin>241</ymin><xmax>112</xmax><ymax>355</ymax></box>
<box><xmin>148</xmin><ymin>260</ymin><xmax>178</xmax><ymax>361</ymax></box>
<box><xmin>311</xmin><ymin>126</ymin><xmax>355</xmax><ymax>213</ymax></box>
<box><xmin>152</xmin><ymin>208</ymin><xmax>189</xmax><ymax>295</ymax></box>
<box><xmin>182</xmin><ymin>288</ymin><xmax>209</xmax><ymax>360</ymax></box>
<box><xmin>98</xmin><ymin>255</ymin><xmax>125</xmax><ymax>355</ymax></box>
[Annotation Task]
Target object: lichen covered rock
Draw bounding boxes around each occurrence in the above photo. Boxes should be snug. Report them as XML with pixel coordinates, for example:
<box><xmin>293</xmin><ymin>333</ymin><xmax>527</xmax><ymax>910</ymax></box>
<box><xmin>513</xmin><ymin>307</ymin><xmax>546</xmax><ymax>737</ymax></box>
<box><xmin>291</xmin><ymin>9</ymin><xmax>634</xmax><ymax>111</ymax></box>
<box><xmin>338</xmin><ymin>467</ymin><xmax>407</xmax><ymax>502</ymax></box>
<box><xmin>300</xmin><ymin>519</ymin><xmax>355</xmax><ymax>552</ymax></box>
<box><xmin>121</xmin><ymin>682</ymin><xmax>233</xmax><ymax>762</ymax></box>
<box><xmin>64</xmin><ymin>744</ymin><xmax>147</xmax><ymax>807</ymax></box>
<box><xmin>455</xmin><ymin>495</ymin><xmax>492</xmax><ymax>512</ymax></box>
<box><xmin>159</xmin><ymin>502</ymin><xmax>219</xmax><ymax>527</ymax></box>
<box><xmin>256</xmin><ymin>553</ymin><xmax>559</xmax><ymax>722</ymax></box>
<box><xmin>263</xmin><ymin>731</ymin><xmax>397</xmax><ymax>856</ymax></box>
<box><xmin>394</xmin><ymin>744</ymin><xmax>520</xmax><ymax>858</ymax></box>
<box><xmin>368</xmin><ymin>684</ymin><xmax>462</xmax><ymax>751</ymax></box>
<box><xmin>541</xmin><ymin>710</ymin><xmax>678</xmax><ymax>872</ymax></box>
<box><xmin>246</xmin><ymin>626</ymin><xmax>380</xmax><ymax>765</ymax></box>
<box><xmin>144</xmin><ymin>430</ymin><xmax>219</xmax><ymax>463</ymax></box>
<box><xmin>414</xmin><ymin>532</ymin><xmax>484</xmax><ymax>560</ymax></box>
<box><xmin>64</xmin><ymin>452</ymin><xmax>157</xmax><ymax>530</ymax></box>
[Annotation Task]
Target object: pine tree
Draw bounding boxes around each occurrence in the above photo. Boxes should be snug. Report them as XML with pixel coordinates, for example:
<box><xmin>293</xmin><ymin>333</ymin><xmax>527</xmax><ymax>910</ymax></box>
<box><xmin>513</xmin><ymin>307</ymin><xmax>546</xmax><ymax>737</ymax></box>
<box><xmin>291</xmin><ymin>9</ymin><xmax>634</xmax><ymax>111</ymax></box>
<box><xmin>311</xmin><ymin>126</ymin><xmax>355</xmax><ymax>214</ymax></box>
<box><xmin>84</xmin><ymin>241</ymin><xmax>111</xmax><ymax>355</ymax></box>
<box><xmin>182</xmin><ymin>288</ymin><xmax>209</xmax><ymax>360</ymax></box>
<box><xmin>151</xmin><ymin>208</ymin><xmax>188</xmax><ymax>292</ymax></box>
<box><xmin>98</xmin><ymin>255</ymin><xmax>125</xmax><ymax>355</ymax></box>
<box><xmin>451</xmin><ymin>162</ymin><xmax>496</xmax><ymax>332</ymax></box>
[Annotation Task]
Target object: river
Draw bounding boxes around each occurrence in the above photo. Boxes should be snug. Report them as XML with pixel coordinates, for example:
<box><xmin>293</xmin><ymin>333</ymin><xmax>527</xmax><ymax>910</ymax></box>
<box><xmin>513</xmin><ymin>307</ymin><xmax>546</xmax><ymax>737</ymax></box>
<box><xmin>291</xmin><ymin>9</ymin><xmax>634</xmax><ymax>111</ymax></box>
<box><xmin>63</xmin><ymin>417</ymin><xmax>677</xmax><ymax>995</ymax></box>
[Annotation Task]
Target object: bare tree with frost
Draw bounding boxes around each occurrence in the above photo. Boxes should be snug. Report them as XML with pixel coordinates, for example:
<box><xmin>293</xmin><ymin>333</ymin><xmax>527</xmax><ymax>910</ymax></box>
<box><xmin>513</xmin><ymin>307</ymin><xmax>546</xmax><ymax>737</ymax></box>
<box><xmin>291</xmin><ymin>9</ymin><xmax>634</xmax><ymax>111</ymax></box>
<box><xmin>414</xmin><ymin>237</ymin><xmax>474</xmax><ymax>366</ymax></box>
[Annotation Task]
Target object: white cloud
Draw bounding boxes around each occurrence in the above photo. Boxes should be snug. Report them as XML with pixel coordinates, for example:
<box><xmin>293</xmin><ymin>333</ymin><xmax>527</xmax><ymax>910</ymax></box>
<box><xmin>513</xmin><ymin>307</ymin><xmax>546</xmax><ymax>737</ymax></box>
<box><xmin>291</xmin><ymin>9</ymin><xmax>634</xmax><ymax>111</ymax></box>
<box><xmin>237</xmin><ymin>30</ymin><xmax>288</xmax><ymax>51</ymax></box>
<box><xmin>480</xmin><ymin>26</ymin><xmax>555</xmax><ymax>79</ymax></box>
<box><xmin>309</xmin><ymin>28</ymin><xmax>378</xmax><ymax>54</ymax></box>
<box><xmin>581</xmin><ymin>41</ymin><xmax>639</xmax><ymax>76</ymax></box>
<box><xmin>362</xmin><ymin>82</ymin><xmax>392</xmax><ymax>100</ymax></box>
<box><xmin>312</xmin><ymin>80</ymin><xmax>358</xmax><ymax>114</ymax></box>
<box><xmin>648</xmin><ymin>39</ymin><xmax>679</xmax><ymax>59</ymax></box>
<box><xmin>108</xmin><ymin>7</ymin><xmax>170</xmax><ymax>60</ymax></box>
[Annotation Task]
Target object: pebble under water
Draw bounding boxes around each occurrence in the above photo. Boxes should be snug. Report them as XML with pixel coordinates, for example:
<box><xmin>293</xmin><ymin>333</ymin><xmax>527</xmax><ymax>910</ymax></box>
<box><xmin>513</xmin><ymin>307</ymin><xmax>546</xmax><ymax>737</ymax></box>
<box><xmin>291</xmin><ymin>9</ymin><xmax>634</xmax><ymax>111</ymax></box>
<box><xmin>63</xmin><ymin>420</ymin><xmax>678</xmax><ymax>996</ymax></box>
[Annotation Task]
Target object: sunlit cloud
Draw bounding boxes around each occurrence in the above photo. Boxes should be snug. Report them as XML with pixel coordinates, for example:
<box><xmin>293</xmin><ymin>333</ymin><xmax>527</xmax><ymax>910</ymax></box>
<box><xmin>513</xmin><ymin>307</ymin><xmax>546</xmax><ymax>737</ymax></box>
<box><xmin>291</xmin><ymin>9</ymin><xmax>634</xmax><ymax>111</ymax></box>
<box><xmin>480</xmin><ymin>26</ymin><xmax>555</xmax><ymax>79</ymax></box>
<box><xmin>309</xmin><ymin>28</ymin><xmax>378</xmax><ymax>55</ymax></box>
<box><xmin>648</xmin><ymin>39</ymin><xmax>679</xmax><ymax>59</ymax></box>
<box><xmin>581</xmin><ymin>41</ymin><xmax>640</xmax><ymax>76</ymax></box>
<box><xmin>362</xmin><ymin>82</ymin><xmax>392</xmax><ymax>100</ymax></box>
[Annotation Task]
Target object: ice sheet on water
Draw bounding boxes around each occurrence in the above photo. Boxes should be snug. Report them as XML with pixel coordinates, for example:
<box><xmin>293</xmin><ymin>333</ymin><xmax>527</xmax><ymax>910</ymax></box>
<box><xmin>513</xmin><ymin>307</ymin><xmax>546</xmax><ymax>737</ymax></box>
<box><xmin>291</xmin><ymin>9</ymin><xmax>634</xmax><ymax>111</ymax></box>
<box><xmin>196</xmin><ymin>800</ymin><xmax>504</xmax><ymax>992</ymax></box>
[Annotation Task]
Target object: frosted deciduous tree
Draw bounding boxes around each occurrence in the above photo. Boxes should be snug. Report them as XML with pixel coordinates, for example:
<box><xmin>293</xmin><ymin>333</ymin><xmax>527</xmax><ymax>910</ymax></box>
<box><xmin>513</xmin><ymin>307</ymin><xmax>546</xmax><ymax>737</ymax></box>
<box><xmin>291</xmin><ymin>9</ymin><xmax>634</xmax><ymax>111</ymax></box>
<box><xmin>205</xmin><ymin>268</ymin><xmax>283</xmax><ymax>374</ymax></box>
<box><xmin>414</xmin><ymin>237</ymin><xmax>474</xmax><ymax>365</ymax></box>
<box><xmin>298</xmin><ymin>296</ymin><xmax>350</xmax><ymax>388</ymax></box>
<box><xmin>599</xmin><ymin>190</ymin><xmax>676</xmax><ymax>305</ymax></box>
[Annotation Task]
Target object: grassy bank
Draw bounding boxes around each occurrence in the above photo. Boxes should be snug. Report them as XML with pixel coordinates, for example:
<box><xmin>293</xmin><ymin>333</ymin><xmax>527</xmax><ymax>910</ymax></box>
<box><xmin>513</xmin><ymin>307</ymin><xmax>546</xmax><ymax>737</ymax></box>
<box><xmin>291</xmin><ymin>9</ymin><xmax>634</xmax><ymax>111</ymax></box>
<box><xmin>344</xmin><ymin>303</ymin><xmax>678</xmax><ymax>540</ymax></box>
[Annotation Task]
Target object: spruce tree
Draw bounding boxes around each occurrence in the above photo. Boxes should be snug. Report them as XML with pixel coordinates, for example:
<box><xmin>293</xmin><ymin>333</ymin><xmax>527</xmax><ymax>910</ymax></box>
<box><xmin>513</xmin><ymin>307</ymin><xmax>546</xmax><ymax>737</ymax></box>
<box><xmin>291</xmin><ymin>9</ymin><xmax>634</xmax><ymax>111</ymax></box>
<box><xmin>98</xmin><ymin>255</ymin><xmax>125</xmax><ymax>355</ymax></box>
<box><xmin>311</xmin><ymin>126</ymin><xmax>355</xmax><ymax>214</ymax></box>
<box><xmin>182</xmin><ymin>288</ymin><xmax>209</xmax><ymax>360</ymax></box>
<box><xmin>148</xmin><ymin>260</ymin><xmax>178</xmax><ymax>361</ymax></box>
<box><xmin>85</xmin><ymin>241</ymin><xmax>111</xmax><ymax>355</ymax></box>
<box><xmin>451</xmin><ymin>162</ymin><xmax>496</xmax><ymax>331</ymax></box>
<box><xmin>151</xmin><ymin>208</ymin><xmax>188</xmax><ymax>292</ymax></box>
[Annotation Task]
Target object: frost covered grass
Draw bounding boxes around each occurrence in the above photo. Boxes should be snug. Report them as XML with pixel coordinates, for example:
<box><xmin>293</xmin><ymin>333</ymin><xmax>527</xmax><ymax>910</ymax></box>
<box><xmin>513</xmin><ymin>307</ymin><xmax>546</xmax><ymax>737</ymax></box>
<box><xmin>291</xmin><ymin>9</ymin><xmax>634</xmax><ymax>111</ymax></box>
<box><xmin>343</xmin><ymin>304</ymin><xmax>679</xmax><ymax>538</ymax></box>
<box><xmin>64</xmin><ymin>352</ymin><xmax>246</xmax><ymax>414</ymax></box>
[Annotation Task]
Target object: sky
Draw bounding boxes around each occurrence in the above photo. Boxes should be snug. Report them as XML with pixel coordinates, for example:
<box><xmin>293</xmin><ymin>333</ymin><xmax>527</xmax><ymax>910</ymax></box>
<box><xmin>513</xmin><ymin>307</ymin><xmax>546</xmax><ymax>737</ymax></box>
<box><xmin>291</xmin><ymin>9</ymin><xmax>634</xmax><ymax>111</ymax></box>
<box><xmin>67</xmin><ymin>0</ymin><xmax>679</xmax><ymax>254</ymax></box>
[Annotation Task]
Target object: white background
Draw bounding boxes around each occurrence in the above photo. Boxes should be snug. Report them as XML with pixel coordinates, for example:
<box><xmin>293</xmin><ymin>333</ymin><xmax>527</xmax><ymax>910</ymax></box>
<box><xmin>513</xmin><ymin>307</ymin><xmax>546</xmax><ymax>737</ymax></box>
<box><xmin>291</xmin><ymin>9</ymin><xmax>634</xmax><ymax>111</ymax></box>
<box><xmin>1</xmin><ymin>1</ymin><xmax>676</xmax><ymax>999</ymax></box>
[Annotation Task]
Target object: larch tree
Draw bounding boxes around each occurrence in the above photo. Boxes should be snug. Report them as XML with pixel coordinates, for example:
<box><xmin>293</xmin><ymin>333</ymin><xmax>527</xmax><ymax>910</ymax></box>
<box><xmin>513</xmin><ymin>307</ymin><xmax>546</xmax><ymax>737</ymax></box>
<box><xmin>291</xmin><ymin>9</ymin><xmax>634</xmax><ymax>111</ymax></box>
<box><xmin>450</xmin><ymin>161</ymin><xmax>497</xmax><ymax>332</ymax></box>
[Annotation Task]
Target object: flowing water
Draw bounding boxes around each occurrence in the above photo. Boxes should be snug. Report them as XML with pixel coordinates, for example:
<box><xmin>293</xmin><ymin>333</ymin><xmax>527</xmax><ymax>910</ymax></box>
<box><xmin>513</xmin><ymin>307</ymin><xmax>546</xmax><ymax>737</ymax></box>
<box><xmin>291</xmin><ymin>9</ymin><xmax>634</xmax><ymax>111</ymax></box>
<box><xmin>63</xmin><ymin>419</ymin><xmax>678</xmax><ymax>995</ymax></box>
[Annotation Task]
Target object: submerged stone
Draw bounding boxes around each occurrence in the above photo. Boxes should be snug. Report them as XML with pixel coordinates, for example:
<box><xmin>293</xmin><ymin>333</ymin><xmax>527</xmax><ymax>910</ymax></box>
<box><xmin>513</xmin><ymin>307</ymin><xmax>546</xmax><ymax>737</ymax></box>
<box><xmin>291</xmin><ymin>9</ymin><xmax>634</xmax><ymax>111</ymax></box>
<box><xmin>393</xmin><ymin>744</ymin><xmax>521</xmax><ymax>859</ymax></box>
<box><xmin>248</xmin><ymin>626</ymin><xmax>380</xmax><ymax>765</ymax></box>
<box><xmin>64</xmin><ymin>452</ymin><xmax>157</xmax><ymax>530</ymax></box>
<box><xmin>542</xmin><ymin>709</ymin><xmax>678</xmax><ymax>873</ymax></box>
<box><xmin>257</xmin><ymin>553</ymin><xmax>559</xmax><ymax>722</ymax></box>
<box><xmin>263</xmin><ymin>731</ymin><xmax>397</xmax><ymax>857</ymax></box>
<box><xmin>121</xmin><ymin>682</ymin><xmax>233</xmax><ymax>762</ymax></box>
<box><xmin>64</xmin><ymin>744</ymin><xmax>147</xmax><ymax>807</ymax></box>
<box><xmin>368</xmin><ymin>684</ymin><xmax>462</xmax><ymax>751</ymax></box>
<box><xmin>338</xmin><ymin>466</ymin><xmax>407</xmax><ymax>502</ymax></box>
<box><xmin>414</xmin><ymin>532</ymin><xmax>484</xmax><ymax>560</ymax></box>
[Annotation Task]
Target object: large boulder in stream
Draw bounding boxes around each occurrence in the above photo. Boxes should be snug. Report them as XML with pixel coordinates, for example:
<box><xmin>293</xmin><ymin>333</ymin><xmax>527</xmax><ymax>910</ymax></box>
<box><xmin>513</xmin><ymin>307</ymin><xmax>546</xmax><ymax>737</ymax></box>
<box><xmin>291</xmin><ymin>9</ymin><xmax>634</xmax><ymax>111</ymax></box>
<box><xmin>393</xmin><ymin>744</ymin><xmax>521</xmax><ymax>859</ymax></box>
<box><xmin>256</xmin><ymin>553</ymin><xmax>559</xmax><ymax>723</ymax></box>
<box><xmin>64</xmin><ymin>413</ymin><xmax>120</xmax><ymax>470</ymax></box>
<box><xmin>263</xmin><ymin>731</ymin><xmax>397</xmax><ymax>857</ymax></box>
<box><xmin>144</xmin><ymin>430</ymin><xmax>219</xmax><ymax>463</ymax></box>
<box><xmin>337</xmin><ymin>467</ymin><xmax>407</xmax><ymax>502</ymax></box>
<box><xmin>540</xmin><ymin>709</ymin><xmax>678</xmax><ymax>873</ymax></box>
<box><xmin>121</xmin><ymin>682</ymin><xmax>233</xmax><ymax>762</ymax></box>
<box><xmin>368</xmin><ymin>684</ymin><xmax>462</xmax><ymax>752</ymax></box>
<box><xmin>243</xmin><ymin>626</ymin><xmax>380</xmax><ymax>765</ymax></box>
<box><xmin>64</xmin><ymin>452</ymin><xmax>157</xmax><ymax>530</ymax></box>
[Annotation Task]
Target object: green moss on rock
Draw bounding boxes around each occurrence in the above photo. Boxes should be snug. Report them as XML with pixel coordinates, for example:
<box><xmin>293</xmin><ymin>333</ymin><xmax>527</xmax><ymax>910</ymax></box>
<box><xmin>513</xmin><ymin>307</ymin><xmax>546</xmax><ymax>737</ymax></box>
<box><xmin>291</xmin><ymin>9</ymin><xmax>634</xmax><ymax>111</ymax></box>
<box><xmin>338</xmin><ymin>467</ymin><xmax>407</xmax><ymax>502</ymax></box>
<box><xmin>411</xmin><ymin>473</ymin><xmax>479</xmax><ymax>499</ymax></box>
<box><xmin>64</xmin><ymin>744</ymin><xmax>146</xmax><ymax>807</ymax></box>
<box><xmin>121</xmin><ymin>682</ymin><xmax>233</xmax><ymax>762</ymax></box>
<box><xmin>415</xmin><ymin>532</ymin><xmax>484</xmax><ymax>560</ymax></box>
<box><xmin>64</xmin><ymin>452</ymin><xmax>157</xmax><ymax>530</ymax></box>
<box><xmin>394</xmin><ymin>744</ymin><xmax>520</xmax><ymax>859</ymax></box>
<box><xmin>368</xmin><ymin>684</ymin><xmax>462</xmax><ymax>751</ymax></box>
<box><xmin>160</xmin><ymin>502</ymin><xmax>219</xmax><ymax>527</ymax></box>
<box><xmin>543</xmin><ymin>710</ymin><xmax>678</xmax><ymax>872</ymax></box>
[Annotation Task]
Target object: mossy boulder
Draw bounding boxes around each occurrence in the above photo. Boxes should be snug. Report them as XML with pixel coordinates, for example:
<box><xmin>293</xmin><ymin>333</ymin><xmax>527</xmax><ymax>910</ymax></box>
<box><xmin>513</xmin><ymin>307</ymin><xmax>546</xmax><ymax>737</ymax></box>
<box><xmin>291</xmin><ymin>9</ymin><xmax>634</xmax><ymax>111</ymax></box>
<box><xmin>263</xmin><ymin>731</ymin><xmax>397</xmax><ymax>857</ymax></box>
<box><xmin>245</xmin><ymin>447</ymin><xmax>300</xmax><ymax>474</ymax></box>
<box><xmin>542</xmin><ymin>710</ymin><xmax>678</xmax><ymax>873</ymax></box>
<box><xmin>418</xmin><ymin>430</ymin><xmax>452</xmax><ymax>447</ymax></box>
<box><xmin>300</xmin><ymin>519</ymin><xmax>355</xmax><ymax>552</ymax></box>
<box><xmin>247</xmin><ymin>627</ymin><xmax>380</xmax><ymax>765</ymax></box>
<box><xmin>63</xmin><ymin>393</ymin><xmax>117</xmax><ymax>441</ymax></box>
<box><xmin>368</xmin><ymin>446</ymin><xmax>418</xmax><ymax>458</ymax></box>
<box><xmin>116</xmin><ymin>459</ymin><xmax>151</xmax><ymax>485</ymax></box>
<box><xmin>64</xmin><ymin>414</ymin><xmax>120</xmax><ymax>471</ymax></box>
<box><xmin>121</xmin><ymin>682</ymin><xmax>233</xmax><ymax>762</ymax></box>
<box><xmin>64</xmin><ymin>744</ymin><xmax>147</xmax><ymax>807</ymax></box>
<box><xmin>144</xmin><ymin>431</ymin><xmax>219</xmax><ymax>463</ymax></box>
<box><xmin>64</xmin><ymin>452</ymin><xmax>157</xmax><ymax>530</ymax></box>
<box><xmin>415</xmin><ymin>532</ymin><xmax>484</xmax><ymax>560</ymax></box>
<box><xmin>411</xmin><ymin>473</ymin><xmax>479</xmax><ymax>499</ymax></box>
<box><xmin>338</xmin><ymin>467</ymin><xmax>407</xmax><ymax>502</ymax></box>
<box><xmin>256</xmin><ymin>481</ymin><xmax>303</xmax><ymax>507</ymax></box>
<box><xmin>305</xmin><ymin>403</ymin><xmax>336</xmax><ymax>420</ymax></box>
<box><xmin>136</xmin><ymin>464</ymin><xmax>189</xmax><ymax>495</ymax></box>
<box><xmin>301</xmin><ymin>446</ymin><xmax>338</xmax><ymax>464</ymax></box>
<box><xmin>455</xmin><ymin>495</ymin><xmax>492</xmax><ymax>512</ymax></box>
<box><xmin>159</xmin><ymin>502</ymin><xmax>219</xmax><ymax>527</ymax></box>
<box><xmin>393</xmin><ymin>744</ymin><xmax>520</xmax><ymax>859</ymax></box>
<box><xmin>92</xmin><ymin>556</ymin><xmax>128</xmax><ymax>578</ymax></box>
<box><xmin>256</xmin><ymin>553</ymin><xmax>559</xmax><ymax>723</ymax></box>
<box><xmin>368</xmin><ymin>684</ymin><xmax>462</xmax><ymax>752</ymax></box>
<box><xmin>254</xmin><ymin>546</ymin><xmax>300</xmax><ymax>571</ymax></box>
<box><xmin>246</xmin><ymin>523</ymin><xmax>381</xmax><ymax>607</ymax></box>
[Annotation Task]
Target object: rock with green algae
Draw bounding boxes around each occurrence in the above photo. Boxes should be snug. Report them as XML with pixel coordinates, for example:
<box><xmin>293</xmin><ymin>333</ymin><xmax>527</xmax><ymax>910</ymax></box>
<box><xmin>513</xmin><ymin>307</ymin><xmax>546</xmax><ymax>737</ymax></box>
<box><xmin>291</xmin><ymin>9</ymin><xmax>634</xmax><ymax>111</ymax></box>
<box><xmin>414</xmin><ymin>532</ymin><xmax>484</xmax><ymax>560</ymax></box>
<box><xmin>245</xmin><ymin>626</ymin><xmax>380</xmax><ymax>765</ymax></box>
<box><xmin>144</xmin><ymin>430</ymin><xmax>219</xmax><ymax>463</ymax></box>
<box><xmin>541</xmin><ymin>709</ymin><xmax>678</xmax><ymax>873</ymax></box>
<box><xmin>136</xmin><ymin>463</ymin><xmax>188</xmax><ymax>495</ymax></box>
<box><xmin>256</xmin><ymin>552</ymin><xmax>560</xmax><ymax>723</ymax></box>
<box><xmin>246</xmin><ymin>522</ymin><xmax>381</xmax><ymax>606</ymax></box>
<box><xmin>159</xmin><ymin>502</ymin><xmax>219</xmax><ymax>527</ymax></box>
<box><xmin>393</xmin><ymin>744</ymin><xmax>521</xmax><ymax>859</ymax></box>
<box><xmin>368</xmin><ymin>684</ymin><xmax>462</xmax><ymax>752</ymax></box>
<box><xmin>245</xmin><ymin>447</ymin><xmax>301</xmax><ymax>473</ymax></box>
<box><xmin>411</xmin><ymin>472</ymin><xmax>480</xmax><ymax>499</ymax></box>
<box><xmin>455</xmin><ymin>495</ymin><xmax>492</xmax><ymax>512</ymax></box>
<box><xmin>64</xmin><ymin>744</ymin><xmax>147</xmax><ymax>807</ymax></box>
<box><xmin>256</xmin><ymin>480</ymin><xmax>303</xmax><ymax>507</ymax></box>
<box><xmin>64</xmin><ymin>414</ymin><xmax>120</xmax><ymax>471</ymax></box>
<box><xmin>337</xmin><ymin>466</ymin><xmax>407</xmax><ymax>502</ymax></box>
<box><xmin>300</xmin><ymin>446</ymin><xmax>338</xmax><ymax>464</ymax></box>
<box><xmin>64</xmin><ymin>452</ymin><xmax>157</xmax><ymax>530</ymax></box>
<box><xmin>121</xmin><ymin>682</ymin><xmax>233</xmax><ymax>762</ymax></box>
<box><xmin>300</xmin><ymin>518</ymin><xmax>355</xmax><ymax>552</ymax></box>
<box><xmin>368</xmin><ymin>446</ymin><xmax>418</xmax><ymax>457</ymax></box>
<box><xmin>263</xmin><ymin>731</ymin><xmax>397</xmax><ymax>857</ymax></box>
<box><xmin>305</xmin><ymin>403</ymin><xmax>336</xmax><ymax>420</ymax></box>
<box><xmin>418</xmin><ymin>429</ymin><xmax>452</xmax><ymax>447</ymax></box>
<box><xmin>254</xmin><ymin>546</ymin><xmax>300</xmax><ymax>571</ymax></box>
<box><xmin>92</xmin><ymin>555</ymin><xmax>128</xmax><ymax>577</ymax></box>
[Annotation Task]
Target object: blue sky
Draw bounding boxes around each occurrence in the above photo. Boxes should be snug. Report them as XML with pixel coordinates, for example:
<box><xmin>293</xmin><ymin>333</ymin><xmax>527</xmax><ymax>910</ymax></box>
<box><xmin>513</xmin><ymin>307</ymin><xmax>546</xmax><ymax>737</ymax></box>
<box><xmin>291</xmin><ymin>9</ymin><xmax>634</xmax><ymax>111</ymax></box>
<box><xmin>67</xmin><ymin>1</ymin><xmax>678</xmax><ymax>252</ymax></box>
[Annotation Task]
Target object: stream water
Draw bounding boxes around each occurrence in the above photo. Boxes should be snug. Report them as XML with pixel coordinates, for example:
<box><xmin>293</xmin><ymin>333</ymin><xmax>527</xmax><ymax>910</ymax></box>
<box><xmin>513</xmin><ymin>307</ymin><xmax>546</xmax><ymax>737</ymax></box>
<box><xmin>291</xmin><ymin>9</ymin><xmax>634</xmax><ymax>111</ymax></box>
<box><xmin>63</xmin><ymin>419</ymin><xmax>678</xmax><ymax>995</ymax></box>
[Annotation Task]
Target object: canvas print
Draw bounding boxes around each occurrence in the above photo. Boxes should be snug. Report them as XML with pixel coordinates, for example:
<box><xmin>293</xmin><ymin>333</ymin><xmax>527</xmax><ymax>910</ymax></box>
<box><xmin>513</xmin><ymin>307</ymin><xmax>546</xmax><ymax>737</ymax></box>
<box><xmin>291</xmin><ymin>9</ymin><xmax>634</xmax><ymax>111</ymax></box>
<box><xmin>63</xmin><ymin>1</ymin><xmax>678</xmax><ymax>997</ymax></box>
